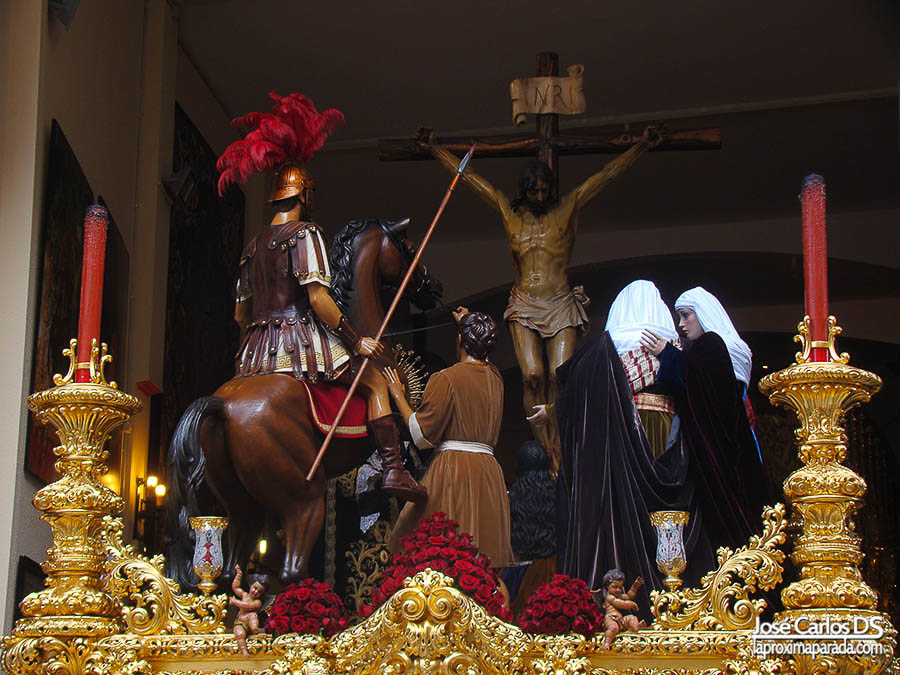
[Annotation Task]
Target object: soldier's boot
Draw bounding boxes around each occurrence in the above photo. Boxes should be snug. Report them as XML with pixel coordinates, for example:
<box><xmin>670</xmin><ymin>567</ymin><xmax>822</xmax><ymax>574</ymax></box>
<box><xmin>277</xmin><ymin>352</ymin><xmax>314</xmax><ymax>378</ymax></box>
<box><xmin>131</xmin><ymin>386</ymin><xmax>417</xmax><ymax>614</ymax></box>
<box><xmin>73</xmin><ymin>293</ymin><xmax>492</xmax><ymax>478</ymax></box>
<box><xmin>368</xmin><ymin>413</ymin><xmax>427</xmax><ymax>504</ymax></box>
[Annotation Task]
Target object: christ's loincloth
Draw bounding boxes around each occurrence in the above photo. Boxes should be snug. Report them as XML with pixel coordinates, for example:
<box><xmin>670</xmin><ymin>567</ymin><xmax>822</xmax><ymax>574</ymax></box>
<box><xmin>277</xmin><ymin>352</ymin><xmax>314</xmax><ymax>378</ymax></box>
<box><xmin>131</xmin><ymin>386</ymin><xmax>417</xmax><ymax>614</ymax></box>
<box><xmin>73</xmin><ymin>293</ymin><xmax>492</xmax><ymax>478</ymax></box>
<box><xmin>503</xmin><ymin>285</ymin><xmax>590</xmax><ymax>338</ymax></box>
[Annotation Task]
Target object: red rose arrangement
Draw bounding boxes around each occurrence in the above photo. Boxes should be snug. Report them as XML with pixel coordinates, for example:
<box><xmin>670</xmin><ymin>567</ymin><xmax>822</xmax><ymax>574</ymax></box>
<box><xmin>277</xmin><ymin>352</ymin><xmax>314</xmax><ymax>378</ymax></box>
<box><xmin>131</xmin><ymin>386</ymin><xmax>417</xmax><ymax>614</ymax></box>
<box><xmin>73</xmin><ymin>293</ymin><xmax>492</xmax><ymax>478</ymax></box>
<box><xmin>517</xmin><ymin>574</ymin><xmax>604</xmax><ymax>637</ymax></box>
<box><xmin>264</xmin><ymin>578</ymin><xmax>350</xmax><ymax>637</ymax></box>
<box><xmin>360</xmin><ymin>512</ymin><xmax>511</xmax><ymax>622</ymax></box>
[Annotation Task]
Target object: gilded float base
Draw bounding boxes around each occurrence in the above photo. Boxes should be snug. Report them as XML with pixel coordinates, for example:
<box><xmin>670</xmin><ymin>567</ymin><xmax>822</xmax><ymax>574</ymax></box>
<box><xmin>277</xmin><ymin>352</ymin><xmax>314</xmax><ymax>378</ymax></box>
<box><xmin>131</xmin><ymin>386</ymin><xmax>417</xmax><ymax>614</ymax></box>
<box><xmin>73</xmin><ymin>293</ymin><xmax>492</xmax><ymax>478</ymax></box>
<box><xmin>11</xmin><ymin>616</ymin><xmax>119</xmax><ymax>639</ymax></box>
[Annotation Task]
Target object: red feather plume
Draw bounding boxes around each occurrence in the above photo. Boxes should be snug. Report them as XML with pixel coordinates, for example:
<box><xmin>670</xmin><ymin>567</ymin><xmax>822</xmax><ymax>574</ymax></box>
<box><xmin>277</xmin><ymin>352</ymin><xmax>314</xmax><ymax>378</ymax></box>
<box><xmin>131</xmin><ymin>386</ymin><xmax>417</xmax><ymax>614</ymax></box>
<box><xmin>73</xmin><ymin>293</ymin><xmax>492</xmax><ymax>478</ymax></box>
<box><xmin>216</xmin><ymin>92</ymin><xmax>345</xmax><ymax>196</ymax></box>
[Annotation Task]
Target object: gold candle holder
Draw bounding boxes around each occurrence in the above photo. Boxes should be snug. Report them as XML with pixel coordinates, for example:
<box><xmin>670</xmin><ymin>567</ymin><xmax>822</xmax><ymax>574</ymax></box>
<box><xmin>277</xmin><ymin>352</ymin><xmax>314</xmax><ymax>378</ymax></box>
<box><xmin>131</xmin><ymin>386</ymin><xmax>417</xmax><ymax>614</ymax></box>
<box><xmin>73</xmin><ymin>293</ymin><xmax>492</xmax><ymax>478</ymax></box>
<box><xmin>759</xmin><ymin>315</ymin><xmax>896</xmax><ymax>671</ymax></box>
<box><xmin>650</xmin><ymin>510</ymin><xmax>689</xmax><ymax>591</ymax></box>
<box><xmin>190</xmin><ymin>516</ymin><xmax>228</xmax><ymax>596</ymax></box>
<box><xmin>10</xmin><ymin>339</ymin><xmax>140</xmax><ymax>639</ymax></box>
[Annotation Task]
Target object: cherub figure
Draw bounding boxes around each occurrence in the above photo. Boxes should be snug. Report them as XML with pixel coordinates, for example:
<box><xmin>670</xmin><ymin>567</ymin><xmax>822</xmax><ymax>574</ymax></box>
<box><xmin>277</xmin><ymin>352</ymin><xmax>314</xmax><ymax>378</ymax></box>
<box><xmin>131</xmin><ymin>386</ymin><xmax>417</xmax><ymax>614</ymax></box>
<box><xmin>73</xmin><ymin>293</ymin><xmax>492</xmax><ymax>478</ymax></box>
<box><xmin>230</xmin><ymin>564</ymin><xmax>269</xmax><ymax>657</ymax></box>
<box><xmin>592</xmin><ymin>569</ymin><xmax>646</xmax><ymax>649</ymax></box>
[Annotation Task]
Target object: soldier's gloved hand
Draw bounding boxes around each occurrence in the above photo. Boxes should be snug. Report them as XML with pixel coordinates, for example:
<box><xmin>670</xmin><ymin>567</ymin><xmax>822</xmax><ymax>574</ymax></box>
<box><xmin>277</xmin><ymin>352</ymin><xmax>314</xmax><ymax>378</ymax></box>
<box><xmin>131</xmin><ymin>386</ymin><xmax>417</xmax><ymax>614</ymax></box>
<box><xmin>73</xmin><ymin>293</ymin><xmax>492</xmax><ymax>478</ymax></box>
<box><xmin>356</xmin><ymin>337</ymin><xmax>384</xmax><ymax>359</ymax></box>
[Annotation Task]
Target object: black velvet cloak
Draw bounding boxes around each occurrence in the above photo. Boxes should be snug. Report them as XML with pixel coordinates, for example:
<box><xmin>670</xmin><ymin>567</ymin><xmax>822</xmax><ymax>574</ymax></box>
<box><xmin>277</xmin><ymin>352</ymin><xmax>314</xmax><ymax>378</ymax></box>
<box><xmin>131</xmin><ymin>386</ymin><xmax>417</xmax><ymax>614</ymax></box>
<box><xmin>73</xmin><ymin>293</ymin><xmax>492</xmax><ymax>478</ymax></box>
<box><xmin>555</xmin><ymin>332</ymin><xmax>714</xmax><ymax>617</ymax></box>
<box><xmin>665</xmin><ymin>332</ymin><xmax>769</xmax><ymax>552</ymax></box>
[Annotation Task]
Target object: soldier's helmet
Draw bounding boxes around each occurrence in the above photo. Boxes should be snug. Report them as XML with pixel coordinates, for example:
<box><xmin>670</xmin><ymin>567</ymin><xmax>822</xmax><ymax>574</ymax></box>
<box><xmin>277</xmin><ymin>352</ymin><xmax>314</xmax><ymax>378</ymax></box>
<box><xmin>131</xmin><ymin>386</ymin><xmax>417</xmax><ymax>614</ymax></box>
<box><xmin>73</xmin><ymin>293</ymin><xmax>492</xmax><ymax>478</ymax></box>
<box><xmin>269</xmin><ymin>161</ymin><xmax>315</xmax><ymax>203</ymax></box>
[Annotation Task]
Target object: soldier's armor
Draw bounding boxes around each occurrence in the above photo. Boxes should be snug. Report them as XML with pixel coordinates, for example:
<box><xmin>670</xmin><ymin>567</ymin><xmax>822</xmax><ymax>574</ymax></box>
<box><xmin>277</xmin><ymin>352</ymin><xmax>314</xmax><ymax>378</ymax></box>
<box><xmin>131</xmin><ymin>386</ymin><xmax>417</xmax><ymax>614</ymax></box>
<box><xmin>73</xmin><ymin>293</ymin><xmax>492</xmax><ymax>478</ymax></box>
<box><xmin>235</xmin><ymin>220</ymin><xmax>349</xmax><ymax>383</ymax></box>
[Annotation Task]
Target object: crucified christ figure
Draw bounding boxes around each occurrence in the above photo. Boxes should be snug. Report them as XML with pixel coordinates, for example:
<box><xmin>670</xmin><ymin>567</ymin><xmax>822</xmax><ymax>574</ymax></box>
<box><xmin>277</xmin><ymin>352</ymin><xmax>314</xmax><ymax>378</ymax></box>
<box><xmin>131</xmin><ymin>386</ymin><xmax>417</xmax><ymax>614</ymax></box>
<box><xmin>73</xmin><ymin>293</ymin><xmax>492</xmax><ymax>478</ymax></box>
<box><xmin>418</xmin><ymin>125</ymin><xmax>663</xmax><ymax>473</ymax></box>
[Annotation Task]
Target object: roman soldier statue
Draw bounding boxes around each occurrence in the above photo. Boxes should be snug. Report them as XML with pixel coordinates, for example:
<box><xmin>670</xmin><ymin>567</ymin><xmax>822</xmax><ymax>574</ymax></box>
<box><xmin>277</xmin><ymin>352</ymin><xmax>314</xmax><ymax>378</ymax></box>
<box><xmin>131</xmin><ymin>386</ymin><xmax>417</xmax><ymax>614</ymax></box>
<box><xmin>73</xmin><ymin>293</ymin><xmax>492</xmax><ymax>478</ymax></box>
<box><xmin>216</xmin><ymin>92</ymin><xmax>426</xmax><ymax>503</ymax></box>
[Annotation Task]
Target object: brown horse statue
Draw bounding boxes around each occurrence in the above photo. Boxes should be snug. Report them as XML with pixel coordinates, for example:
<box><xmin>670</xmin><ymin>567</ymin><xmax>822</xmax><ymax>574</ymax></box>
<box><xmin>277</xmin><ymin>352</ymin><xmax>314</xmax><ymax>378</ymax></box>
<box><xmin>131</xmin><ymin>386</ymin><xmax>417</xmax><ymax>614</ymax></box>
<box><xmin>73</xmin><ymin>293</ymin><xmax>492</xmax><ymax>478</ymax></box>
<box><xmin>165</xmin><ymin>217</ymin><xmax>441</xmax><ymax>588</ymax></box>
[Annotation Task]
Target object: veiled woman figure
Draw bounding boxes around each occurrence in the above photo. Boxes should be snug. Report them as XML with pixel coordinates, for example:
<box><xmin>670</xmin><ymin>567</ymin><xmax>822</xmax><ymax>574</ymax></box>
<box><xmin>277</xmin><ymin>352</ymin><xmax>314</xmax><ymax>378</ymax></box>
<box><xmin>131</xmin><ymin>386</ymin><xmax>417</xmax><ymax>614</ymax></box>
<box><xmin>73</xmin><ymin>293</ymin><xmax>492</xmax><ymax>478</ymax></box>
<box><xmin>551</xmin><ymin>280</ymin><xmax>714</xmax><ymax>618</ymax></box>
<box><xmin>641</xmin><ymin>286</ymin><xmax>768</xmax><ymax>551</ymax></box>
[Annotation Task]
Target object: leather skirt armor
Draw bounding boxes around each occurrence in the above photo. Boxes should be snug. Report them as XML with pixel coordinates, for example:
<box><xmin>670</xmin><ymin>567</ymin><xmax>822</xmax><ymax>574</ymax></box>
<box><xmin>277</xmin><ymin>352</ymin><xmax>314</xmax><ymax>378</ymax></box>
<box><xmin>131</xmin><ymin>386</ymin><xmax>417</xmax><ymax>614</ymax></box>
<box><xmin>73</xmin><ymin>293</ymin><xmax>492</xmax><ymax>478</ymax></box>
<box><xmin>234</xmin><ymin>221</ymin><xmax>350</xmax><ymax>383</ymax></box>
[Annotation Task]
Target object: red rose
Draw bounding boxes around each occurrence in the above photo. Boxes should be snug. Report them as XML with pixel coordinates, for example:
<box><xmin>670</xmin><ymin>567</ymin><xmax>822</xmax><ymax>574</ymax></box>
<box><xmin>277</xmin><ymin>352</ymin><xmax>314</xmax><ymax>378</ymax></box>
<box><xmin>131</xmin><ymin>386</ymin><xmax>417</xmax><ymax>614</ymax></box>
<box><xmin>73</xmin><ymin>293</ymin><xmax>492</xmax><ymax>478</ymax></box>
<box><xmin>267</xmin><ymin>615</ymin><xmax>289</xmax><ymax>635</ymax></box>
<box><xmin>572</xmin><ymin>616</ymin><xmax>590</xmax><ymax>634</ymax></box>
<box><xmin>562</xmin><ymin>603</ymin><xmax>578</xmax><ymax>618</ymax></box>
<box><xmin>359</xmin><ymin>604</ymin><xmax>374</xmax><ymax>618</ymax></box>
<box><xmin>295</xmin><ymin>587</ymin><xmax>311</xmax><ymax>602</ymax></box>
<box><xmin>307</xmin><ymin>601</ymin><xmax>327</xmax><ymax>617</ymax></box>
<box><xmin>290</xmin><ymin>615</ymin><xmax>306</xmax><ymax>633</ymax></box>
<box><xmin>458</xmin><ymin>574</ymin><xmax>479</xmax><ymax>592</ymax></box>
<box><xmin>453</xmin><ymin>559</ymin><xmax>475</xmax><ymax>574</ymax></box>
<box><xmin>546</xmin><ymin>598</ymin><xmax>563</xmax><ymax>614</ymax></box>
<box><xmin>429</xmin><ymin>559</ymin><xmax>450</xmax><ymax>573</ymax></box>
<box><xmin>474</xmin><ymin>584</ymin><xmax>492</xmax><ymax>603</ymax></box>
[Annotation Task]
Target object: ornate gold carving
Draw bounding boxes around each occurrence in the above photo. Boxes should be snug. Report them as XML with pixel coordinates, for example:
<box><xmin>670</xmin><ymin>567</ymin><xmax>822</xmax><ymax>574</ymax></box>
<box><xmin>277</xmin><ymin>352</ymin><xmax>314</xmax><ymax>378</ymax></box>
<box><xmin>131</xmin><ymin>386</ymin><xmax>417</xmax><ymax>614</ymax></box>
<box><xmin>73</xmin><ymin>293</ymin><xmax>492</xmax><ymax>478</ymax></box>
<box><xmin>651</xmin><ymin>504</ymin><xmax>787</xmax><ymax>630</ymax></box>
<box><xmin>758</xmin><ymin>318</ymin><xmax>898</xmax><ymax>673</ymax></box>
<box><xmin>759</xmin><ymin>354</ymin><xmax>882</xmax><ymax>614</ymax></box>
<box><xmin>291</xmin><ymin>568</ymin><xmax>527</xmax><ymax>673</ymax></box>
<box><xmin>1</xmin><ymin>636</ymin><xmax>113</xmax><ymax>675</ymax></box>
<box><xmin>53</xmin><ymin>338</ymin><xmax>79</xmax><ymax>386</ymax></box>
<box><xmin>52</xmin><ymin>338</ymin><xmax>119</xmax><ymax>388</ymax></box>
<box><xmin>793</xmin><ymin>315</ymin><xmax>849</xmax><ymax>365</ymax></box>
<box><xmin>102</xmin><ymin>516</ymin><xmax>227</xmax><ymax>635</ymax></box>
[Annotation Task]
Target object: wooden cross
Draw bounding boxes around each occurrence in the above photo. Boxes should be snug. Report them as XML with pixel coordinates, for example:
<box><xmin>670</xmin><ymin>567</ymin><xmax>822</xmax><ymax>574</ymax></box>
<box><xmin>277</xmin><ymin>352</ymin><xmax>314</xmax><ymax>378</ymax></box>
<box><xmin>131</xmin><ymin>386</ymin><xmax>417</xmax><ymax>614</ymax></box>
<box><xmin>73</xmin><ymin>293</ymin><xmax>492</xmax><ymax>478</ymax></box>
<box><xmin>379</xmin><ymin>52</ymin><xmax>720</xmax><ymax>200</ymax></box>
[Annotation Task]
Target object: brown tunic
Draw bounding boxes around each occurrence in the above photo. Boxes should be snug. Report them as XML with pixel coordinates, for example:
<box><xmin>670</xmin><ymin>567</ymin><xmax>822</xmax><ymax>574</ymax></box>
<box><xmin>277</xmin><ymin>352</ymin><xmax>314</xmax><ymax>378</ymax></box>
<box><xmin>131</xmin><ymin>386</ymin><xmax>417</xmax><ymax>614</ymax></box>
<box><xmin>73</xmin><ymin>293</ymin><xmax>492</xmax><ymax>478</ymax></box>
<box><xmin>389</xmin><ymin>361</ymin><xmax>514</xmax><ymax>567</ymax></box>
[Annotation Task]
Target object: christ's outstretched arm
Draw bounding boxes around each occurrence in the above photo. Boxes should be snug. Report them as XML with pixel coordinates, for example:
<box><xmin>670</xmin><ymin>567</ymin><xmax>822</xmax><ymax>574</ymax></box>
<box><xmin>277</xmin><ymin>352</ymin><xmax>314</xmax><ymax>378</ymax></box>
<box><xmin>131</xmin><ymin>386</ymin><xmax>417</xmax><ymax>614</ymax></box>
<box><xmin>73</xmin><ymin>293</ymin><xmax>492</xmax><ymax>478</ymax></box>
<box><xmin>572</xmin><ymin>125</ymin><xmax>663</xmax><ymax>210</ymax></box>
<box><xmin>419</xmin><ymin>129</ymin><xmax>508</xmax><ymax>216</ymax></box>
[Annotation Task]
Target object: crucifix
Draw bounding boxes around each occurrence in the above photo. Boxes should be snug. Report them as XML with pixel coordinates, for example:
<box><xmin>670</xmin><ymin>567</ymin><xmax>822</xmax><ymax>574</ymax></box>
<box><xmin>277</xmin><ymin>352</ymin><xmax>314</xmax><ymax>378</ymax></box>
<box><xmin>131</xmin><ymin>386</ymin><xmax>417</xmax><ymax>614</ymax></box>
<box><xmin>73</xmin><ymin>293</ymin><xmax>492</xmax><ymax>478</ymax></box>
<box><xmin>379</xmin><ymin>52</ymin><xmax>721</xmax><ymax>474</ymax></box>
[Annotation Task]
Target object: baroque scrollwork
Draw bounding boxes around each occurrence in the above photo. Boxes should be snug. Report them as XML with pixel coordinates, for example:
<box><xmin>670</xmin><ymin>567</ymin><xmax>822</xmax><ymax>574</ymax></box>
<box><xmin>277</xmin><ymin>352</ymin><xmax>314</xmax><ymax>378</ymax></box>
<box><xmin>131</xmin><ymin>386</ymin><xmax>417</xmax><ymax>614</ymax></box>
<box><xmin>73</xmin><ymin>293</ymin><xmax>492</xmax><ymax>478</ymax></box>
<box><xmin>101</xmin><ymin>516</ymin><xmax>227</xmax><ymax>635</ymax></box>
<box><xmin>1</xmin><ymin>636</ymin><xmax>107</xmax><ymax>675</ymax></box>
<box><xmin>651</xmin><ymin>504</ymin><xmax>787</xmax><ymax>630</ymax></box>
<box><xmin>268</xmin><ymin>569</ymin><xmax>527</xmax><ymax>674</ymax></box>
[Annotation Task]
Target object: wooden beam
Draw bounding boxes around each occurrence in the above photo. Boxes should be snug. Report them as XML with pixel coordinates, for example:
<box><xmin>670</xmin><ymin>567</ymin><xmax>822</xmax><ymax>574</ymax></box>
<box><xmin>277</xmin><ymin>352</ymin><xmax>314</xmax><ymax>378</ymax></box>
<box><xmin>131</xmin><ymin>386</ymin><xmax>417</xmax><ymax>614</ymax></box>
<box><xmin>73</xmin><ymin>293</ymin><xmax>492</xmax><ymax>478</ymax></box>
<box><xmin>378</xmin><ymin>127</ymin><xmax>721</xmax><ymax>162</ymax></box>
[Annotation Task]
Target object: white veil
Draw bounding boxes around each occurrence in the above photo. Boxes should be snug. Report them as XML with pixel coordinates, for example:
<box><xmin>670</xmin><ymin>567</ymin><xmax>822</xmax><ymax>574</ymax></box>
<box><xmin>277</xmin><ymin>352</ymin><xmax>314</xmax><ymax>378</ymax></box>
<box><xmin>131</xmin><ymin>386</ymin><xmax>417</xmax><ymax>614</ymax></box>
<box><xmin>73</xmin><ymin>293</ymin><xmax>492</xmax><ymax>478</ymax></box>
<box><xmin>605</xmin><ymin>280</ymin><xmax>678</xmax><ymax>354</ymax></box>
<box><xmin>675</xmin><ymin>286</ymin><xmax>752</xmax><ymax>385</ymax></box>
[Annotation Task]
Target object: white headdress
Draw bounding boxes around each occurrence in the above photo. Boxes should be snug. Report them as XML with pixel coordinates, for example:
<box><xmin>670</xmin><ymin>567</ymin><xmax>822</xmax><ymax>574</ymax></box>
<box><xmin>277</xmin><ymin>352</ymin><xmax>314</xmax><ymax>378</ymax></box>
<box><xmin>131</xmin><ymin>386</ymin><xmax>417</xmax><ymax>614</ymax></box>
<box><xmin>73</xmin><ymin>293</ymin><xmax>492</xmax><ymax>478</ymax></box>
<box><xmin>675</xmin><ymin>286</ymin><xmax>752</xmax><ymax>385</ymax></box>
<box><xmin>605</xmin><ymin>280</ymin><xmax>678</xmax><ymax>354</ymax></box>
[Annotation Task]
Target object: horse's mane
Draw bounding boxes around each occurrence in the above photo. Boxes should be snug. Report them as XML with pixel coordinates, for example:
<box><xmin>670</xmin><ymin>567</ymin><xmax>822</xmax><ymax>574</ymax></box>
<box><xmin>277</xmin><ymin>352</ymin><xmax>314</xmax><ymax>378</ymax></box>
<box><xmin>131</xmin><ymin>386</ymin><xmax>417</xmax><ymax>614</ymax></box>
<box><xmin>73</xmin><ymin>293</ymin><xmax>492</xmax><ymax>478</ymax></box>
<box><xmin>329</xmin><ymin>218</ymin><xmax>380</xmax><ymax>314</ymax></box>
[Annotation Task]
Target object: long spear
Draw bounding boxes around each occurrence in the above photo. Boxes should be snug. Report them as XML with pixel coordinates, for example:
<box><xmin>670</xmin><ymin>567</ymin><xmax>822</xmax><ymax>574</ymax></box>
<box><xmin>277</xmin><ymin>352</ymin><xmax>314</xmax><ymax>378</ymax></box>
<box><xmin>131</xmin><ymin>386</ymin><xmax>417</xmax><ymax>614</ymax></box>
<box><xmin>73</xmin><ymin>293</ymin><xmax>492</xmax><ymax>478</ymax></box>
<box><xmin>306</xmin><ymin>143</ymin><xmax>476</xmax><ymax>482</ymax></box>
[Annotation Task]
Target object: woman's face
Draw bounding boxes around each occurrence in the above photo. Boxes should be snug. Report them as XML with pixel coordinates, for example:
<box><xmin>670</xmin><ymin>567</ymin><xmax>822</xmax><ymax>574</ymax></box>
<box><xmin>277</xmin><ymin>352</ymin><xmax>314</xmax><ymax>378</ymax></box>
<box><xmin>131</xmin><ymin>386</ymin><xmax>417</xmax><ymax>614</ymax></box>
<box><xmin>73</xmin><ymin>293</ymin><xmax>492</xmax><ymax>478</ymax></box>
<box><xmin>677</xmin><ymin>308</ymin><xmax>704</xmax><ymax>341</ymax></box>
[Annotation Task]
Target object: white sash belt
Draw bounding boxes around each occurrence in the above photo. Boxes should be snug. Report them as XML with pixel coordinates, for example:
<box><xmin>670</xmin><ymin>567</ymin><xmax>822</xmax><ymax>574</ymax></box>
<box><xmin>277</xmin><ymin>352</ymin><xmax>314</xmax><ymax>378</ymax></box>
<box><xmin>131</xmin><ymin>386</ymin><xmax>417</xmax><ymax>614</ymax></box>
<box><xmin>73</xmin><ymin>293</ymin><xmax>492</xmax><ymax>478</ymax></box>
<box><xmin>435</xmin><ymin>440</ymin><xmax>494</xmax><ymax>455</ymax></box>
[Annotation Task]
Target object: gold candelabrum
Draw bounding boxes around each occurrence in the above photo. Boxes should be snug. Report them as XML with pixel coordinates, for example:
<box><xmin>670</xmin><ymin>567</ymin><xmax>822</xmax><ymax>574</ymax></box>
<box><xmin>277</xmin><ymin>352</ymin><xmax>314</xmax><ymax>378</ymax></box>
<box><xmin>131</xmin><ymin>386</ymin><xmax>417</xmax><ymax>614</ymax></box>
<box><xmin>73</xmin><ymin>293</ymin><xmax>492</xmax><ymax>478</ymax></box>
<box><xmin>16</xmin><ymin>339</ymin><xmax>140</xmax><ymax>641</ymax></box>
<box><xmin>758</xmin><ymin>315</ymin><xmax>896</xmax><ymax>672</ymax></box>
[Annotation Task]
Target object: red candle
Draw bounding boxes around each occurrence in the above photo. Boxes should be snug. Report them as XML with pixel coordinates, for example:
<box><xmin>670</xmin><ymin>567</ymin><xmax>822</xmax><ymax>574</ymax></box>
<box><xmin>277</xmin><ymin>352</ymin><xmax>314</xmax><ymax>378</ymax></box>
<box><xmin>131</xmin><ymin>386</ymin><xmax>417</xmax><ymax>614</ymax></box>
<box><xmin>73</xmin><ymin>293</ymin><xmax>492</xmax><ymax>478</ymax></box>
<box><xmin>75</xmin><ymin>205</ymin><xmax>109</xmax><ymax>382</ymax></box>
<box><xmin>800</xmin><ymin>174</ymin><xmax>829</xmax><ymax>362</ymax></box>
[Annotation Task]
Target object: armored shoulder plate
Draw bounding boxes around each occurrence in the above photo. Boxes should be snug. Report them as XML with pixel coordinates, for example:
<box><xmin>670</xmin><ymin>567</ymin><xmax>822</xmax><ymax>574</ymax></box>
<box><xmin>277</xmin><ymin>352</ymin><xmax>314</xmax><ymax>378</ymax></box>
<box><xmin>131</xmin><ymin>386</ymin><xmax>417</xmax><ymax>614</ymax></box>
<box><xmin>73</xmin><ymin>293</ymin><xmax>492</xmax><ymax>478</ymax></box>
<box><xmin>267</xmin><ymin>221</ymin><xmax>317</xmax><ymax>250</ymax></box>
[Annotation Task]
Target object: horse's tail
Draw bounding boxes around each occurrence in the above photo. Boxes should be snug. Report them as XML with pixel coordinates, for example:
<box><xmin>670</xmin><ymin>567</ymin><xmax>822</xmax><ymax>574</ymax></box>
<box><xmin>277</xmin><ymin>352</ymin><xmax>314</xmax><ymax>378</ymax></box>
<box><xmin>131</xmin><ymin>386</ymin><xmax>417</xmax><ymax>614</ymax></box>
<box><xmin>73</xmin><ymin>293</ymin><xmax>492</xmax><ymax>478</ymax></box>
<box><xmin>164</xmin><ymin>396</ymin><xmax>224</xmax><ymax>589</ymax></box>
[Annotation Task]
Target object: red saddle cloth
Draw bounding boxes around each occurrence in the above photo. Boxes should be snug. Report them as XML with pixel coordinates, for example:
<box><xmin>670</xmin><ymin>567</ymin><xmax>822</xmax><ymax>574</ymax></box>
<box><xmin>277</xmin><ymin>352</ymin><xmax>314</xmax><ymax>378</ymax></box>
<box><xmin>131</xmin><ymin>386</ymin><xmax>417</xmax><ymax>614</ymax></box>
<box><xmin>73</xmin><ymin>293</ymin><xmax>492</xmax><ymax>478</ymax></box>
<box><xmin>301</xmin><ymin>380</ymin><xmax>368</xmax><ymax>439</ymax></box>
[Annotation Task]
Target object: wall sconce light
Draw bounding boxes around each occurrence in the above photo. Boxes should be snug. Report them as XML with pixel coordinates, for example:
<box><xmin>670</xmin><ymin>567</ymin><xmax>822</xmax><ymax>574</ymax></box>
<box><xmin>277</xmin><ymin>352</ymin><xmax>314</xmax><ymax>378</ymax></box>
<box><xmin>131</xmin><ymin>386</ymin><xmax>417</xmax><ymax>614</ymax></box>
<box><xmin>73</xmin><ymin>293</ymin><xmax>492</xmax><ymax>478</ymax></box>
<box><xmin>134</xmin><ymin>475</ymin><xmax>167</xmax><ymax>552</ymax></box>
